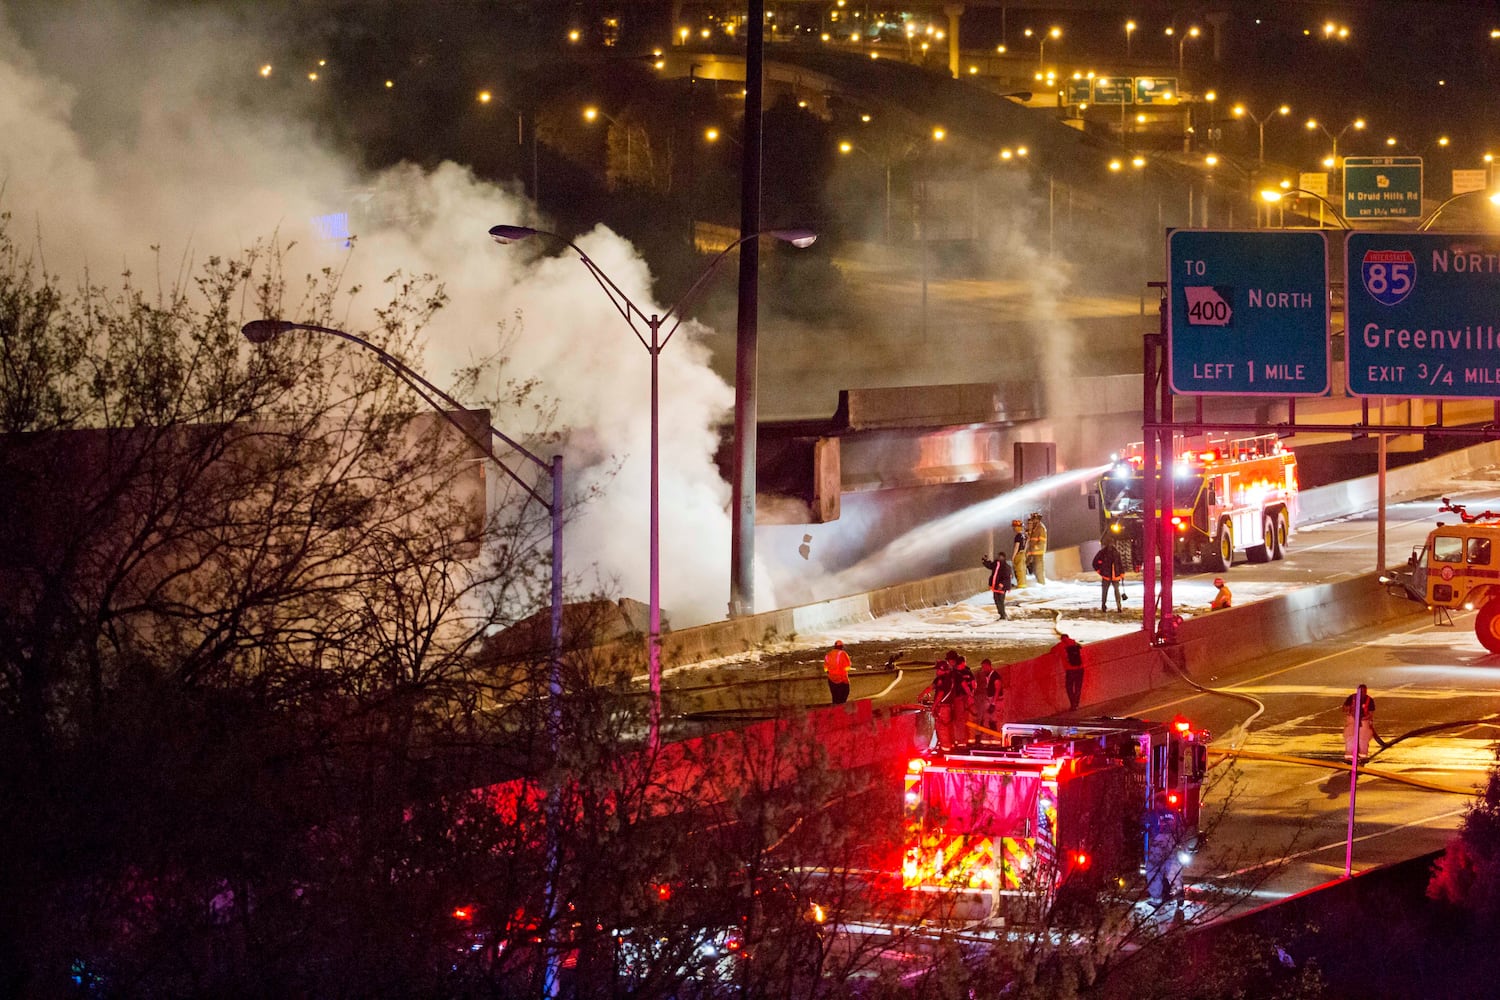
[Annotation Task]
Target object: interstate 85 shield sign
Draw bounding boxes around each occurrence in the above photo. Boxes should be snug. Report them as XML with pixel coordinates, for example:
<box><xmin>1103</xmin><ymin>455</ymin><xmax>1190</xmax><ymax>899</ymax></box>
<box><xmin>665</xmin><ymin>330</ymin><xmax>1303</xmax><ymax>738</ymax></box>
<box><xmin>1346</xmin><ymin>232</ymin><xmax>1500</xmax><ymax>398</ymax></box>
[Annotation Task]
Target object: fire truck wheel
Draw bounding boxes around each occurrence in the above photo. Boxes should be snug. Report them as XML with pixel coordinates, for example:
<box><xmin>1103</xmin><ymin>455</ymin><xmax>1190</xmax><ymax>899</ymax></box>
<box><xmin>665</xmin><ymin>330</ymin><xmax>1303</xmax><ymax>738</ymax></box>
<box><xmin>1208</xmin><ymin>523</ymin><xmax>1233</xmax><ymax>573</ymax></box>
<box><xmin>1271</xmin><ymin>510</ymin><xmax>1289</xmax><ymax>560</ymax></box>
<box><xmin>1247</xmin><ymin>516</ymin><xmax>1274</xmax><ymax>564</ymax></box>
<box><xmin>1477</xmin><ymin>600</ymin><xmax>1500</xmax><ymax>654</ymax></box>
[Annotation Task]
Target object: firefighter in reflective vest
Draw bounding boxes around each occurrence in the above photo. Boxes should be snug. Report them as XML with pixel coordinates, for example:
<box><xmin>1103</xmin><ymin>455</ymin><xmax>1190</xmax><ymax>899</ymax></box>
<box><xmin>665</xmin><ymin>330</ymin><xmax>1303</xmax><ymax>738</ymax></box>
<box><xmin>1093</xmin><ymin>539</ymin><xmax>1125</xmax><ymax>612</ymax></box>
<box><xmin>1010</xmin><ymin>519</ymin><xmax>1029</xmax><ymax>588</ymax></box>
<box><xmin>1026</xmin><ymin>512</ymin><xmax>1049</xmax><ymax>585</ymax></box>
<box><xmin>824</xmin><ymin>640</ymin><xmax>852</xmax><ymax>705</ymax></box>
<box><xmin>980</xmin><ymin>551</ymin><xmax>1013</xmax><ymax>619</ymax></box>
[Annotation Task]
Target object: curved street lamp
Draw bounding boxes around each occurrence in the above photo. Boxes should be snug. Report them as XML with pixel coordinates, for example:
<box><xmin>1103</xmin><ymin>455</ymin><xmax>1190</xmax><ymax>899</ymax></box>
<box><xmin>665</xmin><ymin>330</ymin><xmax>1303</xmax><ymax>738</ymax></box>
<box><xmin>1259</xmin><ymin>187</ymin><xmax>1351</xmax><ymax>229</ymax></box>
<box><xmin>1305</xmin><ymin>116</ymin><xmax>1366</xmax><ymax>167</ymax></box>
<box><xmin>1232</xmin><ymin>102</ymin><xmax>1290</xmax><ymax>165</ymax></box>
<box><xmin>241</xmin><ymin>317</ymin><xmax>568</xmax><ymax>994</ymax></box>
<box><xmin>1417</xmin><ymin>188</ymin><xmax>1500</xmax><ymax>231</ymax></box>
<box><xmin>486</xmin><ymin>224</ymin><xmax>816</xmax><ymax>752</ymax></box>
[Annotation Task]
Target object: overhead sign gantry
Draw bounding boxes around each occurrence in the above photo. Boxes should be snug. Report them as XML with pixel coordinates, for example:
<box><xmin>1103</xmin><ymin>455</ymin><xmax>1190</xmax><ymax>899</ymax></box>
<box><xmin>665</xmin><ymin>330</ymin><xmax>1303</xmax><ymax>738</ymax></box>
<box><xmin>1149</xmin><ymin>227</ymin><xmax>1500</xmax><ymax>643</ymax></box>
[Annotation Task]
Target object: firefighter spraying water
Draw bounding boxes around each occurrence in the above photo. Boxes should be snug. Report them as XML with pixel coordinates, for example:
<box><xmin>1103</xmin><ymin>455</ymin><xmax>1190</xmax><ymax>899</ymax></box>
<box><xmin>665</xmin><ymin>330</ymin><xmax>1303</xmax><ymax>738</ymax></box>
<box><xmin>1093</xmin><ymin>433</ymin><xmax>1298</xmax><ymax>572</ymax></box>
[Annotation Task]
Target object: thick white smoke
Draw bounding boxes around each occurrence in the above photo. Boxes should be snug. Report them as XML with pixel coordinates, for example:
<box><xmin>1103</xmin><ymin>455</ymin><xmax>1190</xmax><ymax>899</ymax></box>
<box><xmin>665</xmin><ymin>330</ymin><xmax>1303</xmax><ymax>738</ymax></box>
<box><xmin>0</xmin><ymin>3</ymin><xmax>745</xmax><ymax>626</ymax></box>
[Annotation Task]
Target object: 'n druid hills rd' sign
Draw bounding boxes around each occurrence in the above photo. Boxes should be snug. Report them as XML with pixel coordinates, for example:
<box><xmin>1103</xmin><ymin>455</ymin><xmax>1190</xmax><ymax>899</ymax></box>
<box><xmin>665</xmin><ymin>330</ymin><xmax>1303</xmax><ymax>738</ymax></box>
<box><xmin>1167</xmin><ymin>230</ymin><xmax>1331</xmax><ymax>397</ymax></box>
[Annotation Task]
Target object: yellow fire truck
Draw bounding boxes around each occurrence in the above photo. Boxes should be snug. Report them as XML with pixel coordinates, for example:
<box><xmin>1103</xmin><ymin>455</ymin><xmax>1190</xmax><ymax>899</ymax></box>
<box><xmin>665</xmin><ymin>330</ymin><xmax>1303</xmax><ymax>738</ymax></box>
<box><xmin>1381</xmin><ymin>498</ymin><xmax>1500</xmax><ymax>653</ymax></box>
<box><xmin>1092</xmin><ymin>433</ymin><xmax>1298</xmax><ymax>572</ymax></box>
<box><xmin>901</xmin><ymin>716</ymin><xmax>1208</xmax><ymax>911</ymax></box>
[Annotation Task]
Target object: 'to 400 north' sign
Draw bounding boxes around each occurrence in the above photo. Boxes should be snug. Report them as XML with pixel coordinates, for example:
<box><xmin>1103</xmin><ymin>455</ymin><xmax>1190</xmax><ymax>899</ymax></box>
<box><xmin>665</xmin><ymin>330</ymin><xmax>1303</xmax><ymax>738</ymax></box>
<box><xmin>1346</xmin><ymin>233</ymin><xmax>1500</xmax><ymax>398</ymax></box>
<box><xmin>1166</xmin><ymin>230</ymin><xmax>1330</xmax><ymax>396</ymax></box>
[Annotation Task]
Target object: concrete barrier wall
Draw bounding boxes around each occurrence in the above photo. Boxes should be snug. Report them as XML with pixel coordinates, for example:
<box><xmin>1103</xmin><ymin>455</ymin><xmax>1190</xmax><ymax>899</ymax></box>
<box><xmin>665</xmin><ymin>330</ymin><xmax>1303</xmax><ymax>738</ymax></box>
<box><xmin>1296</xmin><ymin>439</ymin><xmax>1500</xmax><ymax>525</ymax></box>
<box><xmin>1002</xmin><ymin>572</ymin><xmax>1425</xmax><ymax>720</ymax></box>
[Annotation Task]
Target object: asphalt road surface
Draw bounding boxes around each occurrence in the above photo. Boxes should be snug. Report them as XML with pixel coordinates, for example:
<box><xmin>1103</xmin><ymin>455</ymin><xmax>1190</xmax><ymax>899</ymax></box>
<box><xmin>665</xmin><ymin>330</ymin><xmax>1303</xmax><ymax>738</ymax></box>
<box><xmin>666</xmin><ymin>473</ymin><xmax>1500</xmax><ymax>911</ymax></box>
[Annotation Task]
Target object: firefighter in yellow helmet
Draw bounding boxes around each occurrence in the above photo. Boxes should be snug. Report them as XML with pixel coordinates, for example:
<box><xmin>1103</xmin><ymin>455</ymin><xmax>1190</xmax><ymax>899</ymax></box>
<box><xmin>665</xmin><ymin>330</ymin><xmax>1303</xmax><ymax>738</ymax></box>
<box><xmin>1026</xmin><ymin>511</ymin><xmax>1049</xmax><ymax>585</ymax></box>
<box><xmin>1009</xmin><ymin>519</ymin><xmax>1029</xmax><ymax>588</ymax></box>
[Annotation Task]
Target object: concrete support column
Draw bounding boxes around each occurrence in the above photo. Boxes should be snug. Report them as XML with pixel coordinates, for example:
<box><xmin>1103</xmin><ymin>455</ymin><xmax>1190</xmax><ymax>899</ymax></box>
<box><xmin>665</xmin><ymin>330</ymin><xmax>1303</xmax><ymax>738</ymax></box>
<box><xmin>945</xmin><ymin>4</ymin><xmax>965</xmax><ymax>79</ymax></box>
<box><xmin>1205</xmin><ymin>11</ymin><xmax>1228</xmax><ymax>62</ymax></box>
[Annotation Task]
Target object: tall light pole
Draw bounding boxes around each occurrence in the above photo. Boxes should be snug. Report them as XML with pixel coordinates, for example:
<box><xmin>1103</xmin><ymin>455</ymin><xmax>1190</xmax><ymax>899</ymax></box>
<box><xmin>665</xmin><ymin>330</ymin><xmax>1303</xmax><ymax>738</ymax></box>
<box><xmin>1172</xmin><ymin>25</ymin><xmax>1200</xmax><ymax>75</ymax></box>
<box><xmin>1259</xmin><ymin>187</ymin><xmax>1352</xmax><ymax>229</ymax></box>
<box><xmin>1124</xmin><ymin>19</ymin><xmax>1136</xmax><ymax>59</ymax></box>
<box><xmin>1417</xmin><ymin>188</ymin><xmax>1500</xmax><ymax>231</ymax></box>
<box><xmin>1232</xmin><ymin>102</ymin><xmax>1290</xmax><ymax>164</ymax></box>
<box><xmin>583</xmin><ymin>105</ymin><xmax>634</xmax><ymax>184</ymax></box>
<box><xmin>1025</xmin><ymin>25</ymin><xmax>1061</xmax><ymax>70</ymax></box>
<box><xmin>241</xmin><ymin>318</ymin><xmax>568</xmax><ymax>995</ymax></box>
<box><xmin>486</xmin><ymin>224</ymin><xmax>816</xmax><ymax>751</ymax></box>
<box><xmin>1306</xmin><ymin>116</ymin><xmax>1366</xmax><ymax>167</ymax></box>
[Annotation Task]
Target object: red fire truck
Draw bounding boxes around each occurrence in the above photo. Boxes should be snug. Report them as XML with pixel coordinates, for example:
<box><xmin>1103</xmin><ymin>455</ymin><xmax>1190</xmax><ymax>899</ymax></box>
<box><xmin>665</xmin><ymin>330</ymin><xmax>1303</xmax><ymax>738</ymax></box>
<box><xmin>902</xmin><ymin>716</ymin><xmax>1208</xmax><ymax>910</ymax></box>
<box><xmin>1092</xmin><ymin>433</ymin><xmax>1298</xmax><ymax>572</ymax></box>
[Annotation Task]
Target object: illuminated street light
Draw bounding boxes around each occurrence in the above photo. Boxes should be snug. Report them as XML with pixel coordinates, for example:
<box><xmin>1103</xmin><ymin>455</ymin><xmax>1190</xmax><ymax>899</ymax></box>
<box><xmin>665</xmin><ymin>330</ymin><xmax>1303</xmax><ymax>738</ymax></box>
<box><xmin>1417</xmin><ymin>188</ymin><xmax>1500</xmax><ymax>231</ymax></box>
<box><xmin>1306</xmin><ymin>116</ymin><xmax>1366</xmax><ymax>167</ymax></box>
<box><xmin>1125</xmin><ymin>20</ymin><xmax>1137</xmax><ymax>59</ymax></box>
<box><xmin>1024</xmin><ymin>26</ymin><xmax>1061</xmax><ymax>69</ymax></box>
<box><xmin>485</xmin><ymin>224</ymin><xmax>816</xmax><ymax>751</ymax></box>
<box><xmin>1259</xmin><ymin>187</ymin><xmax>1351</xmax><ymax>228</ymax></box>
<box><xmin>1230</xmin><ymin>101</ymin><xmax>1290</xmax><ymax>164</ymax></box>
<box><xmin>583</xmin><ymin>106</ymin><xmax>635</xmax><ymax>179</ymax></box>
<box><xmin>1173</xmin><ymin>25</ymin><xmax>1200</xmax><ymax>74</ymax></box>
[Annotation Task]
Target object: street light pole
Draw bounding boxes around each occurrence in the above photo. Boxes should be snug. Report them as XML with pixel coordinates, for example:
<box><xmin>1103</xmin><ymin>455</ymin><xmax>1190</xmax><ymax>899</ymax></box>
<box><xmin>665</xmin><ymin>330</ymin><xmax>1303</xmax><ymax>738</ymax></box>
<box><xmin>1259</xmin><ymin>187</ymin><xmax>1352</xmax><ymax>229</ymax></box>
<box><xmin>1175</xmin><ymin>25</ymin><xmax>1199</xmax><ymax>75</ymax></box>
<box><xmin>1418</xmin><ymin>188</ymin><xmax>1500</xmax><ymax>231</ymax></box>
<box><xmin>1306</xmin><ymin>116</ymin><xmax>1366</xmax><ymax>167</ymax></box>
<box><xmin>486</xmin><ymin>224</ymin><xmax>815</xmax><ymax>751</ymax></box>
<box><xmin>241</xmin><ymin>318</ymin><xmax>568</xmax><ymax>995</ymax></box>
<box><xmin>1233</xmin><ymin>103</ymin><xmax>1291</xmax><ymax>165</ymax></box>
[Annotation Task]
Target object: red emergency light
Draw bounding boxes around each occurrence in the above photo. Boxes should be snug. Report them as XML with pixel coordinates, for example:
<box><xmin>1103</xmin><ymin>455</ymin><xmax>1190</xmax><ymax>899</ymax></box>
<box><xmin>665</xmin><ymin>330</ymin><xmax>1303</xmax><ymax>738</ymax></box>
<box><xmin>452</xmin><ymin>906</ymin><xmax>474</xmax><ymax>921</ymax></box>
<box><xmin>1172</xmin><ymin>715</ymin><xmax>1192</xmax><ymax>734</ymax></box>
<box><xmin>1073</xmin><ymin>851</ymin><xmax>1091</xmax><ymax>869</ymax></box>
<box><xmin>1165</xmin><ymin>791</ymin><xmax>1181</xmax><ymax>807</ymax></box>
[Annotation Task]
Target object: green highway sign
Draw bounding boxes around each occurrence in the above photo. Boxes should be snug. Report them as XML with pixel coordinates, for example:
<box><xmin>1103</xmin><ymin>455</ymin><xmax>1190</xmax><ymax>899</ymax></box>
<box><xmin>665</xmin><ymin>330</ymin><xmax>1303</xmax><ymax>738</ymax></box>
<box><xmin>1167</xmin><ymin>230</ymin><xmax>1331</xmax><ymax>396</ymax></box>
<box><xmin>1134</xmin><ymin>76</ymin><xmax>1178</xmax><ymax>104</ymax></box>
<box><xmin>1093</xmin><ymin>78</ymin><xmax>1133</xmax><ymax>104</ymax></box>
<box><xmin>1066</xmin><ymin>79</ymin><xmax>1092</xmax><ymax>104</ymax></box>
<box><xmin>1344</xmin><ymin>156</ymin><xmax>1423</xmax><ymax>219</ymax></box>
<box><xmin>1347</xmin><ymin>232</ymin><xmax>1500</xmax><ymax>398</ymax></box>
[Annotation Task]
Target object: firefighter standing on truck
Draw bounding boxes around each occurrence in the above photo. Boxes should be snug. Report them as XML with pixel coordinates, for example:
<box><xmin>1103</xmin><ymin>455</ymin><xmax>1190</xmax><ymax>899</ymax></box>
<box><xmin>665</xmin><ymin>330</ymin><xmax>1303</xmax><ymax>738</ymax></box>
<box><xmin>1026</xmin><ymin>512</ymin><xmax>1049</xmax><ymax>585</ymax></box>
<box><xmin>1010</xmin><ymin>519</ymin><xmax>1029</xmax><ymax>588</ymax></box>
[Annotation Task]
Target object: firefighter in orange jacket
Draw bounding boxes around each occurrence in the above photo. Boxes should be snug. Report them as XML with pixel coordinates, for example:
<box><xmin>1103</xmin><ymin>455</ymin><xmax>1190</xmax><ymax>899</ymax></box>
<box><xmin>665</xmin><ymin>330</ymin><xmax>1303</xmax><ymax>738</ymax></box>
<box><xmin>1210</xmin><ymin>577</ymin><xmax>1233</xmax><ymax>610</ymax></box>
<box><xmin>824</xmin><ymin>640</ymin><xmax>852</xmax><ymax>705</ymax></box>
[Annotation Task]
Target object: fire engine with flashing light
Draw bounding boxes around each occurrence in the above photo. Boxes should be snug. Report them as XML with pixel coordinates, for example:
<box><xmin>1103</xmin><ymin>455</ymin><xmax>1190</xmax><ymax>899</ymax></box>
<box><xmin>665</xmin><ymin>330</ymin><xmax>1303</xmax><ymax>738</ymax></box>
<box><xmin>1091</xmin><ymin>433</ymin><xmax>1298</xmax><ymax>572</ymax></box>
<box><xmin>901</xmin><ymin>715</ymin><xmax>1208</xmax><ymax>915</ymax></box>
<box><xmin>1380</xmin><ymin>497</ymin><xmax>1500</xmax><ymax>653</ymax></box>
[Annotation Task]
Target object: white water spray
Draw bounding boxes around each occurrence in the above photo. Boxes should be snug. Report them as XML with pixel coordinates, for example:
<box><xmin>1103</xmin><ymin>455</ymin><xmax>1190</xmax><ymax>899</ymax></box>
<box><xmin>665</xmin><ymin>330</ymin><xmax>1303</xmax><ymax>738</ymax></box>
<box><xmin>827</xmin><ymin>464</ymin><xmax>1112</xmax><ymax>595</ymax></box>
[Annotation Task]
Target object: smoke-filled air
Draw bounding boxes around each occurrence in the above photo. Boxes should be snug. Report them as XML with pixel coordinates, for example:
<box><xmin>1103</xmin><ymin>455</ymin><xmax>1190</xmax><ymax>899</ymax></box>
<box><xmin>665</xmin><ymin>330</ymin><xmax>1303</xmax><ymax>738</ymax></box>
<box><xmin>0</xmin><ymin>2</ymin><xmax>756</xmax><ymax>627</ymax></box>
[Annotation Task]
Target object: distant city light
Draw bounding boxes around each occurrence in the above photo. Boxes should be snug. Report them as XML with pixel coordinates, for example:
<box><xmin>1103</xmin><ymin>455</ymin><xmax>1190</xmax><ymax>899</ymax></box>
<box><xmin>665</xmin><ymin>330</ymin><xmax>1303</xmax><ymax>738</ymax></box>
<box><xmin>258</xmin><ymin>64</ymin><xmax>272</xmax><ymax>77</ymax></box>
<box><xmin>477</xmin><ymin>90</ymin><xmax>492</xmax><ymax>104</ymax></box>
